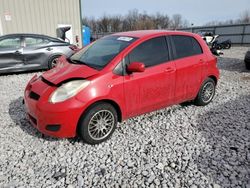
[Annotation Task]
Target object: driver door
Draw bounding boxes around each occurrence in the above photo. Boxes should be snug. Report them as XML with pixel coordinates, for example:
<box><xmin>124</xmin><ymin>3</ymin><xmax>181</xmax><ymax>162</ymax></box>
<box><xmin>123</xmin><ymin>36</ymin><xmax>176</xmax><ymax>117</ymax></box>
<box><xmin>0</xmin><ymin>36</ymin><xmax>23</xmax><ymax>69</ymax></box>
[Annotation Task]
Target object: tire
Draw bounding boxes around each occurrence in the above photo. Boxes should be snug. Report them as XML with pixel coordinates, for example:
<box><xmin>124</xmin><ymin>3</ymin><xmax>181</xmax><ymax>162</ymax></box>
<box><xmin>245</xmin><ymin>52</ymin><xmax>250</xmax><ymax>70</ymax></box>
<box><xmin>225</xmin><ymin>43</ymin><xmax>231</xmax><ymax>49</ymax></box>
<box><xmin>194</xmin><ymin>78</ymin><xmax>216</xmax><ymax>106</ymax></box>
<box><xmin>245</xmin><ymin>60</ymin><xmax>250</xmax><ymax>70</ymax></box>
<box><xmin>217</xmin><ymin>44</ymin><xmax>222</xmax><ymax>50</ymax></box>
<box><xmin>48</xmin><ymin>55</ymin><xmax>61</xmax><ymax>69</ymax></box>
<box><xmin>78</xmin><ymin>102</ymin><xmax>118</xmax><ymax>145</ymax></box>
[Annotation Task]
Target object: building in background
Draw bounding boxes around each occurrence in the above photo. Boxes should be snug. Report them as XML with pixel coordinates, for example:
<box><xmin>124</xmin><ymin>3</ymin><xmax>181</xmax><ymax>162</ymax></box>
<box><xmin>0</xmin><ymin>0</ymin><xmax>83</xmax><ymax>47</ymax></box>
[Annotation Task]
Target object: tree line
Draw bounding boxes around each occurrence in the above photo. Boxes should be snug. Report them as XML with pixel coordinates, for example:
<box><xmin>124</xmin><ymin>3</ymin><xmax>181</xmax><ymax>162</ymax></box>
<box><xmin>83</xmin><ymin>9</ymin><xmax>250</xmax><ymax>33</ymax></box>
<box><xmin>205</xmin><ymin>10</ymin><xmax>250</xmax><ymax>26</ymax></box>
<box><xmin>83</xmin><ymin>9</ymin><xmax>189</xmax><ymax>33</ymax></box>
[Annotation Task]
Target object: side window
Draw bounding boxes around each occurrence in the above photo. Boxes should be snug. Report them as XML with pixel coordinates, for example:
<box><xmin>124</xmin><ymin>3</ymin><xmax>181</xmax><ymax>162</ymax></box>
<box><xmin>0</xmin><ymin>37</ymin><xmax>21</xmax><ymax>49</ymax></box>
<box><xmin>191</xmin><ymin>37</ymin><xmax>203</xmax><ymax>55</ymax></box>
<box><xmin>25</xmin><ymin>37</ymin><xmax>49</xmax><ymax>47</ymax></box>
<box><xmin>172</xmin><ymin>35</ymin><xmax>203</xmax><ymax>59</ymax></box>
<box><xmin>128</xmin><ymin>36</ymin><xmax>169</xmax><ymax>67</ymax></box>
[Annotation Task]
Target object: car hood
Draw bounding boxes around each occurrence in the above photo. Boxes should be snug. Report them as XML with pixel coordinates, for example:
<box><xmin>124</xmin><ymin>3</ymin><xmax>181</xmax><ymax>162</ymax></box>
<box><xmin>42</xmin><ymin>56</ymin><xmax>99</xmax><ymax>85</ymax></box>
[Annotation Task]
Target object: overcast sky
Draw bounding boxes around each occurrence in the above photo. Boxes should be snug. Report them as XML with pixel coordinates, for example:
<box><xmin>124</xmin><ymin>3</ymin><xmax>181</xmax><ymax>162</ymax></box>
<box><xmin>81</xmin><ymin>0</ymin><xmax>249</xmax><ymax>26</ymax></box>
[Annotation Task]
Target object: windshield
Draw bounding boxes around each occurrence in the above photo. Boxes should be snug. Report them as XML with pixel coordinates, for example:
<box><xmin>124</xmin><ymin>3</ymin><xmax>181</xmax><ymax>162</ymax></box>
<box><xmin>70</xmin><ymin>35</ymin><xmax>137</xmax><ymax>70</ymax></box>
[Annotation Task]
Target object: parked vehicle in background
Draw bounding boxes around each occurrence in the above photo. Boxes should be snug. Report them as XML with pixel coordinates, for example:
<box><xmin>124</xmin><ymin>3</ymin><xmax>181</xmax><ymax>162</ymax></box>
<box><xmin>197</xmin><ymin>30</ymin><xmax>219</xmax><ymax>46</ymax></box>
<box><xmin>197</xmin><ymin>30</ymin><xmax>227</xmax><ymax>56</ymax></box>
<box><xmin>24</xmin><ymin>30</ymin><xmax>219</xmax><ymax>144</ymax></box>
<box><xmin>212</xmin><ymin>39</ymin><xmax>231</xmax><ymax>50</ymax></box>
<box><xmin>0</xmin><ymin>33</ymin><xmax>78</xmax><ymax>74</ymax></box>
<box><xmin>244</xmin><ymin>50</ymin><xmax>250</xmax><ymax>70</ymax></box>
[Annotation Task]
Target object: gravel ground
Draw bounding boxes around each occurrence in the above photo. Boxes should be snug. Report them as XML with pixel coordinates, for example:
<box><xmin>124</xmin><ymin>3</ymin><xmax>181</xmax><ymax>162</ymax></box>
<box><xmin>0</xmin><ymin>47</ymin><xmax>249</xmax><ymax>188</ymax></box>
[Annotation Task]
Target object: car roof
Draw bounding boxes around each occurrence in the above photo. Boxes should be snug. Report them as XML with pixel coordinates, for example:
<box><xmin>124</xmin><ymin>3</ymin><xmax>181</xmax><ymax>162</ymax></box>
<box><xmin>113</xmin><ymin>30</ymin><xmax>196</xmax><ymax>39</ymax></box>
<box><xmin>0</xmin><ymin>33</ymin><xmax>64</xmax><ymax>42</ymax></box>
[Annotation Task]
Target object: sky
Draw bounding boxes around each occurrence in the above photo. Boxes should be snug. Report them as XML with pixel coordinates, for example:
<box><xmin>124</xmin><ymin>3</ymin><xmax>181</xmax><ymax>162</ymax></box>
<box><xmin>81</xmin><ymin>0</ymin><xmax>249</xmax><ymax>26</ymax></box>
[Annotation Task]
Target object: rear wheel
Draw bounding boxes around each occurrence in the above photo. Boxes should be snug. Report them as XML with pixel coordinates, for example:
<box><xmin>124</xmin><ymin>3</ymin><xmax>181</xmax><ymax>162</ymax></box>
<box><xmin>48</xmin><ymin>55</ymin><xmax>61</xmax><ymax>69</ymax></box>
<box><xmin>78</xmin><ymin>102</ymin><xmax>118</xmax><ymax>144</ymax></box>
<box><xmin>245</xmin><ymin>52</ymin><xmax>250</xmax><ymax>70</ymax></box>
<box><xmin>194</xmin><ymin>78</ymin><xmax>216</xmax><ymax>106</ymax></box>
<box><xmin>225</xmin><ymin>43</ymin><xmax>231</xmax><ymax>49</ymax></box>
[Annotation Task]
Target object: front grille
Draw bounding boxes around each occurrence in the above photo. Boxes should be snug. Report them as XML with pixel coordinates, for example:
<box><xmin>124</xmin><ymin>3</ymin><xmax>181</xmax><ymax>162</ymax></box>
<box><xmin>29</xmin><ymin>91</ymin><xmax>40</xmax><ymax>101</ymax></box>
<box><xmin>28</xmin><ymin>114</ymin><xmax>37</xmax><ymax>125</ymax></box>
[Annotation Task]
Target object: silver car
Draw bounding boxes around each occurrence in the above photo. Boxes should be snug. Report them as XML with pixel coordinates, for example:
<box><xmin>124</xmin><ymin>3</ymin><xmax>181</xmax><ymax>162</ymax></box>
<box><xmin>0</xmin><ymin>33</ymin><xmax>77</xmax><ymax>74</ymax></box>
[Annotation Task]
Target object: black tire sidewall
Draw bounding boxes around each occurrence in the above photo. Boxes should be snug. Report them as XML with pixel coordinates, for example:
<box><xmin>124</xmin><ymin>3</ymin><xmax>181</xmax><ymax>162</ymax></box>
<box><xmin>48</xmin><ymin>55</ymin><xmax>61</xmax><ymax>69</ymax></box>
<box><xmin>226</xmin><ymin>43</ymin><xmax>231</xmax><ymax>49</ymax></box>
<box><xmin>78</xmin><ymin>102</ymin><xmax>118</xmax><ymax>145</ymax></box>
<box><xmin>217</xmin><ymin>44</ymin><xmax>222</xmax><ymax>50</ymax></box>
<box><xmin>195</xmin><ymin>78</ymin><xmax>216</xmax><ymax>106</ymax></box>
<box><xmin>245</xmin><ymin>61</ymin><xmax>250</xmax><ymax>70</ymax></box>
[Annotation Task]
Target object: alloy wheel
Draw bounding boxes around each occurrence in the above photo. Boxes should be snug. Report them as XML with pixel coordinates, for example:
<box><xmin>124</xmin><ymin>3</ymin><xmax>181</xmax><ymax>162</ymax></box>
<box><xmin>88</xmin><ymin>110</ymin><xmax>115</xmax><ymax>141</ymax></box>
<box><xmin>201</xmin><ymin>82</ymin><xmax>215</xmax><ymax>103</ymax></box>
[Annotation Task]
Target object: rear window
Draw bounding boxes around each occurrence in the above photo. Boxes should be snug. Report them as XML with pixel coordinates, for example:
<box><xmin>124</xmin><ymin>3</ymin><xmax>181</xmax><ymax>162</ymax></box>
<box><xmin>172</xmin><ymin>35</ymin><xmax>203</xmax><ymax>59</ymax></box>
<box><xmin>25</xmin><ymin>37</ymin><xmax>50</xmax><ymax>47</ymax></box>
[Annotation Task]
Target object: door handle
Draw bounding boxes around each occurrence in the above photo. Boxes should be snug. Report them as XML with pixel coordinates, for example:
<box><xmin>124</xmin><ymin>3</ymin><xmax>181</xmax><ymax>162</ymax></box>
<box><xmin>165</xmin><ymin>67</ymin><xmax>175</xmax><ymax>73</ymax></box>
<box><xmin>46</xmin><ymin>47</ymin><xmax>53</xmax><ymax>51</ymax></box>
<box><xmin>15</xmin><ymin>50</ymin><xmax>22</xmax><ymax>54</ymax></box>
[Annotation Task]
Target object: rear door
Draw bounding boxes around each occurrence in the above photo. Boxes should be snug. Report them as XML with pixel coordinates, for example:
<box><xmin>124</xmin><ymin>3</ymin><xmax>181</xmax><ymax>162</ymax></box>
<box><xmin>170</xmin><ymin>35</ymin><xmax>205</xmax><ymax>103</ymax></box>
<box><xmin>123</xmin><ymin>36</ymin><xmax>176</xmax><ymax>117</ymax></box>
<box><xmin>22</xmin><ymin>37</ymin><xmax>51</xmax><ymax>68</ymax></box>
<box><xmin>0</xmin><ymin>37</ymin><xmax>23</xmax><ymax>69</ymax></box>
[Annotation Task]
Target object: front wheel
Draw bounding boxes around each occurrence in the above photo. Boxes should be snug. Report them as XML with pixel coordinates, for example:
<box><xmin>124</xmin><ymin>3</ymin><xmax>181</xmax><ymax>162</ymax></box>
<box><xmin>194</xmin><ymin>78</ymin><xmax>216</xmax><ymax>106</ymax></box>
<box><xmin>78</xmin><ymin>102</ymin><xmax>118</xmax><ymax>144</ymax></box>
<box><xmin>245</xmin><ymin>61</ymin><xmax>250</xmax><ymax>70</ymax></box>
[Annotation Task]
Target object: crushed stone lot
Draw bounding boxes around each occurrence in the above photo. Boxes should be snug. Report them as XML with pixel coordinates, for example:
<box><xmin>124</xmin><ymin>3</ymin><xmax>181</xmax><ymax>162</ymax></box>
<box><xmin>0</xmin><ymin>47</ymin><xmax>249</xmax><ymax>188</ymax></box>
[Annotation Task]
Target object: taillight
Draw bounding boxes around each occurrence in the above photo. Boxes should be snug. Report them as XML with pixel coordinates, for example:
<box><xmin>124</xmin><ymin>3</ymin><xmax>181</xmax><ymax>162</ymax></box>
<box><xmin>69</xmin><ymin>45</ymin><xmax>78</xmax><ymax>51</ymax></box>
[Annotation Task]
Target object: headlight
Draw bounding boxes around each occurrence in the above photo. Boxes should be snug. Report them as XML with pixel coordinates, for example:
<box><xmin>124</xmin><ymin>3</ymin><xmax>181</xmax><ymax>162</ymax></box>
<box><xmin>49</xmin><ymin>80</ymin><xmax>90</xmax><ymax>103</ymax></box>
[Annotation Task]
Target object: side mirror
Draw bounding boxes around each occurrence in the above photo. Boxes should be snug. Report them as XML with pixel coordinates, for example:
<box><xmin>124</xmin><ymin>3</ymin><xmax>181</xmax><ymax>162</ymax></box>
<box><xmin>127</xmin><ymin>62</ymin><xmax>145</xmax><ymax>73</ymax></box>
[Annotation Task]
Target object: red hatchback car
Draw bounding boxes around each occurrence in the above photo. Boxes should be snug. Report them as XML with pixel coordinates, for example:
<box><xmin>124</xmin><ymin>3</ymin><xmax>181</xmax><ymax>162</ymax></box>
<box><xmin>24</xmin><ymin>30</ymin><xmax>219</xmax><ymax>144</ymax></box>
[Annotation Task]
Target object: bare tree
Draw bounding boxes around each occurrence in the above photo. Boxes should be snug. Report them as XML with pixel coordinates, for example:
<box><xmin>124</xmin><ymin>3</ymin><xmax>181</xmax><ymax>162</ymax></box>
<box><xmin>240</xmin><ymin>10</ymin><xmax>250</xmax><ymax>23</ymax></box>
<box><xmin>110</xmin><ymin>15</ymin><xmax>122</xmax><ymax>32</ymax></box>
<box><xmin>171</xmin><ymin>14</ymin><xmax>183</xmax><ymax>29</ymax></box>
<box><xmin>82</xmin><ymin>10</ymin><xmax>189</xmax><ymax>33</ymax></box>
<box><xmin>98</xmin><ymin>15</ymin><xmax>111</xmax><ymax>32</ymax></box>
<box><xmin>152</xmin><ymin>13</ymin><xmax>170</xmax><ymax>29</ymax></box>
<box><xmin>205</xmin><ymin>10</ymin><xmax>250</xmax><ymax>26</ymax></box>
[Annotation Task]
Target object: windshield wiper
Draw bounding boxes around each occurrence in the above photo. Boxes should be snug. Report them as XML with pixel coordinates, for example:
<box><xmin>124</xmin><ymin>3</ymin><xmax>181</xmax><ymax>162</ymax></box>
<box><xmin>68</xmin><ymin>58</ymin><xmax>87</xmax><ymax>65</ymax></box>
<box><xmin>67</xmin><ymin>58</ymin><xmax>100</xmax><ymax>70</ymax></box>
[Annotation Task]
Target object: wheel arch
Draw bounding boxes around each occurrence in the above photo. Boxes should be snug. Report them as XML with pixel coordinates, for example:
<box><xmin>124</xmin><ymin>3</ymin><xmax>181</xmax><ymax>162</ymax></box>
<box><xmin>208</xmin><ymin>75</ymin><xmax>218</xmax><ymax>85</ymax></box>
<box><xmin>76</xmin><ymin>99</ymin><xmax>123</xmax><ymax>137</ymax></box>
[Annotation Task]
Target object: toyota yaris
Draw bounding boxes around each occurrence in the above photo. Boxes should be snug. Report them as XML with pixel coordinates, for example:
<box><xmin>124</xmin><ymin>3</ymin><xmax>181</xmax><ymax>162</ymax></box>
<box><xmin>24</xmin><ymin>30</ymin><xmax>219</xmax><ymax>144</ymax></box>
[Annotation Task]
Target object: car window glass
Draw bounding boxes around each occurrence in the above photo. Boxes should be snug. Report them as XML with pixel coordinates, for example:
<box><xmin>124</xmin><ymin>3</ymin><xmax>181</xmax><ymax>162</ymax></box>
<box><xmin>191</xmin><ymin>37</ymin><xmax>203</xmax><ymax>55</ymax></box>
<box><xmin>0</xmin><ymin>37</ymin><xmax>21</xmax><ymax>48</ymax></box>
<box><xmin>172</xmin><ymin>35</ymin><xmax>202</xmax><ymax>59</ymax></box>
<box><xmin>128</xmin><ymin>36</ymin><xmax>169</xmax><ymax>67</ymax></box>
<box><xmin>25</xmin><ymin>37</ymin><xmax>49</xmax><ymax>47</ymax></box>
<box><xmin>70</xmin><ymin>35</ymin><xmax>137</xmax><ymax>70</ymax></box>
